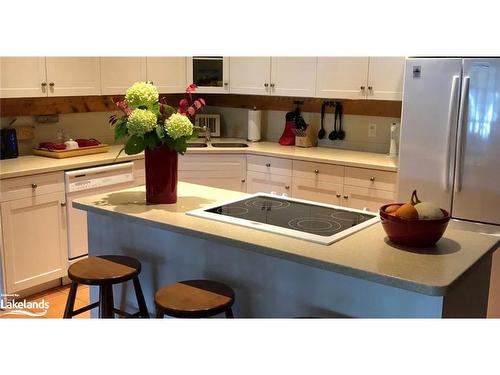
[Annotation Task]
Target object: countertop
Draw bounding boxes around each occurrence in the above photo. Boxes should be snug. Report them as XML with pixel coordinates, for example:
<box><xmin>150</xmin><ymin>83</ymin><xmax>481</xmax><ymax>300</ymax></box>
<box><xmin>0</xmin><ymin>139</ymin><xmax>397</xmax><ymax>179</ymax></box>
<box><xmin>73</xmin><ymin>181</ymin><xmax>499</xmax><ymax>296</ymax></box>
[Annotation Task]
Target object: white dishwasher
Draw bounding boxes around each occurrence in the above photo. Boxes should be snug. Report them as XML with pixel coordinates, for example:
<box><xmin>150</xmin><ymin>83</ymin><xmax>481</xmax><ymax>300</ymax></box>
<box><xmin>65</xmin><ymin>162</ymin><xmax>137</xmax><ymax>262</ymax></box>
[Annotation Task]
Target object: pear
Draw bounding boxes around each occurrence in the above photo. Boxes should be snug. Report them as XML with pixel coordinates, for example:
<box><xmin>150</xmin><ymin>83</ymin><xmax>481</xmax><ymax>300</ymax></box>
<box><xmin>395</xmin><ymin>190</ymin><xmax>419</xmax><ymax>219</ymax></box>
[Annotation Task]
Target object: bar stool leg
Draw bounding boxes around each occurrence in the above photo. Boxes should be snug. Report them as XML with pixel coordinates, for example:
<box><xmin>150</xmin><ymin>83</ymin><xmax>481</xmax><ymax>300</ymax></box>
<box><xmin>63</xmin><ymin>282</ymin><xmax>78</xmax><ymax>319</ymax></box>
<box><xmin>99</xmin><ymin>284</ymin><xmax>115</xmax><ymax>318</ymax></box>
<box><xmin>225</xmin><ymin>308</ymin><xmax>234</xmax><ymax>318</ymax></box>
<box><xmin>132</xmin><ymin>277</ymin><xmax>150</xmax><ymax>318</ymax></box>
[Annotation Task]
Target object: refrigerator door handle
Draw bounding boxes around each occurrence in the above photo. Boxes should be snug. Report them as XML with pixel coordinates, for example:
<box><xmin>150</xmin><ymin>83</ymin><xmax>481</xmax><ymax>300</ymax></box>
<box><xmin>444</xmin><ymin>75</ymin><xmax>461</xmax><ymax>191</ymax></box>
<box><xmin>454</xmin><ymin>76</ymin><xmax>470</xmax><ymax>193</ymax></box>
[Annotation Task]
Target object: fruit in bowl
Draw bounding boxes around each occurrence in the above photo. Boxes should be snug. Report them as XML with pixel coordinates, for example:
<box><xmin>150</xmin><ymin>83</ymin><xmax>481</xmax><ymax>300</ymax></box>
<box><xmin>380</xmin><ymin>190</ymin><xmax>450</xmax><ymax>247</ymax></box>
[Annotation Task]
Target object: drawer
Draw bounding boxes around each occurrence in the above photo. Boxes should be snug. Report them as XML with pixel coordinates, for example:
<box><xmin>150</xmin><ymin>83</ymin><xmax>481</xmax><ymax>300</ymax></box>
<box><xmin>179</xmin><ymin>154</ymin><xmax>246</xmax><ymax>173</ymax></box>
<box><xmin>344</xmin><ymin>167</ymin><xmax>397</xmax><ymax>192</ymax></box>
<box><xmin>292</xmin><ymin>177</ymin><xmax>343</xmax><ymax>206</ymax></box>
<box><xmin>343</xmin><ymin>186</ymin><xmax>396</xmax><ymax>212</ymax></box>
<box><xmin>179</xmin><ymin>176</ymin><xmax>246</xmax><ymax>193</ymax></box>
<box><xmin>133</xmin><ymin>159</ymin><xmax>145</xmax><ymax>178</ymax></box>
<box><xmin>292</xmin><ymin>160</ymin><xmax>344</xmax><ymax>184</ymax></box>
<box><xmin>247</xmin><ymin>155</ymin><xmax>292</xmax><ymax>177</ymax></box>
<box><xmin>0</xmin><ymin>172</ymin><xmax>65</xmax><ymax>202</ymax></box>
<box><xmin>246</xmin><ymin>171</ymin><xmax>292</xmax><ymax>195</ymax></box>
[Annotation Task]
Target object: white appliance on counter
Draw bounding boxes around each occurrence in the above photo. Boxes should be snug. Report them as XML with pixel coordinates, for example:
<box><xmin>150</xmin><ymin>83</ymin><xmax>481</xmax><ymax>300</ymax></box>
<box><xmin>64</xmin><ymin>162</ymin><xmax>136</xmax><ymax>261</ymax></box>
<box><xmin>398</xmin><ymin>57</ymin><xmax>500</xmax><ymax>316</ymax></box>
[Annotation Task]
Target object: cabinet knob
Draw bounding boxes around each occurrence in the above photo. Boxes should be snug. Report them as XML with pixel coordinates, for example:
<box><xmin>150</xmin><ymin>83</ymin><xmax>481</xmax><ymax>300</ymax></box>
<box><xmin>270</xmin><ymin>83</ymin><xmax>275</xmax><ymax>88</ymax></box>
<box><xmin>31</xmin><ymin>183</ymin><xmax>38</xmax><ymax>189</ymax></box>
<box><xmin>343</xmin><ymin>195</ymin><xmax>349</xmax><ymax>199</ymax></box>
<box><xmin>368</xmin><ymin>86</ymin><xmax>373</xmax><ymax>91</ymax></box>
<box><xmin>224</xmin><ymin>82</ymin><xmax>228</xmax><ymax>87</ymax></box>
<box><xmin>61</xmin><ymin>202</ymin><xmax>67</xmax><ymax>207</ymax></box>
<box><xmin>265</xmin><ymin>163</ymin><xmax>271</xmax><ymax>167</ymax></box>
<box><xmin>370</xmin><ymin>177</ymin><xmax>375</xmax><ymax>181</ymax></box>
<box><xmin>264</xmin><ymin>83</ymin><xmax>269</xmax><ymax>88</ymax></box>
<box><xmin>49</xmin><ymin>82</ymin><xmax>55</xmax><ymax>87</ymax></box>
<box><xmin>41</xmin><ymin>82</ymin><xmax>47</xmax><ymax>87</ymax></box>
<box><xmin>241</xmin><ymin>179</ymin><xmax>246</xmax><ymax>183</ymax></box>
<box><xmin>360</xmin><ymin>86</ymin><xmax>365</xmax><ymax>91</ymax></box>
<box><xmin>314</xmin><ymin>169</ymin><xmax>319</xmax><ymax>174</ymax></box>
<box><xmin>336</xmin><ymin>193</ymin><xmax>341</xmax><ymax>198</ymax></box>
<box><xmin>285</xmin><ymin>185</ymin><xmax>290</xmax><ymax>190</ymax></box>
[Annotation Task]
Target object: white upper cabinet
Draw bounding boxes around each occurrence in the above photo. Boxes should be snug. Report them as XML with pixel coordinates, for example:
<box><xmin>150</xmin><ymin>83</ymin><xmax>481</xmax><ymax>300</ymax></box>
<box><xmin>229</xmin><ymin>57</ymin><xmax>271</xmax><ymax>95</ymax></box>
<box><xmin>0</xmin><ymin>57</ymin><xmax>47</xmax><ymax>98</ymax></box>
<box><xmin>45</xmin><ymin>57</ymin><xmax>101</xmax><ymax>96</ymax></box>
<box><xmin>366</xmin><ymin>57</ymin><xmax>405</xmax><ymax>100</ymax></box>
<box><xmin>146</xmin><ymin>57</ymin><xmax>187</xmax><ymax>93</ymax></box>
<box><xmin>270</xmin><ymin>57</ymin><xmax>317</xmax><ymax>97</ymax></box>
<box><xmin>100</xmin><ymin>57</ymin><xmax>147</xmax><ymax>95</ymax></box>
<box><xmin>187</xmin><ymin>56</ymin><xmax>229</xmax><ymax>93</ymax></box>
<box><xmin>316</xmin><ymin>57</ymin><xmax>369</xmax><ymax>99</ymax></box>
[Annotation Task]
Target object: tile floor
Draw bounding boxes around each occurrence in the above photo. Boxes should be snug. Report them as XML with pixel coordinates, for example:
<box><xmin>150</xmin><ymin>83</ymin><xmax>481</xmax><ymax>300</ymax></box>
<box><xmin>0</xmin><ymin>285</ymin><xmax>91</xmax><ymax>319</ymax></box>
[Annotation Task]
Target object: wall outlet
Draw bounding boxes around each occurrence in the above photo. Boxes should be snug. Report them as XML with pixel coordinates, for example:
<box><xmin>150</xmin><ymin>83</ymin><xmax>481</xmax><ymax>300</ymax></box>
<box><xmin>368</xmin><ymin>123</ymin><xmax>377</xmax><ymax>138</ymax></box>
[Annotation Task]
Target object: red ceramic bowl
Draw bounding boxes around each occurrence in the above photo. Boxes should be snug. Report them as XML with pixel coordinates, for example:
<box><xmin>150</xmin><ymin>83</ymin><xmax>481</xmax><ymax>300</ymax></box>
<box><xmin>379</xmin><ymin>203</ymin><xmax>451</xmax><ymax>247</ymax></box>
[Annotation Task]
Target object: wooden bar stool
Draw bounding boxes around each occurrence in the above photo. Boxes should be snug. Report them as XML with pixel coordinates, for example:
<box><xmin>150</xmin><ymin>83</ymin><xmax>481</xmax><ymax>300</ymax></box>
<box><xmin>64</xmin><ymin>255</ymin><xmax>149</xmax><ymax>319</ymax></box>
<box><xmin>155</xmin><ymin>279</ymin><xmax>235</xmax><ymax>318</ymax></box>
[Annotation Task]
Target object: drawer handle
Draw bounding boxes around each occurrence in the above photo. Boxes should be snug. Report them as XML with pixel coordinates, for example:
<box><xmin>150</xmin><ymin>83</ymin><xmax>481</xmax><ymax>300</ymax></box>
<box><xmin>31</xmin><ymin>183</ymin><xmax>38</xmax><ymax>189</ymax></box>
<box><xmin>336</xmin><ymin>193</ymin><xmax>341</xmax><ymax>198</ymax></box>
<box><xmin>285</xmin><ymin>185</ymin><xmax>290</xmax><ymax>190</ymax></box>
<box><xmin>314</xmin><ymin>169</ymin><xmax>319</xmax><ymax>174</ymax></box>
<box><xmin>241</xmin><ymin>179</ymin><xmax>246</xmax><ymax>183</ymax></box>
<box><xmin>61</xmin><ymin>202</ymin><xmax>67</xmax><ymax>207</ymax></box>
<box><xmin>370</xmin><ymin>177</ymin><xmax>375</xmax><ymax>182</ymax></box>
<box><xmin>343</xmin><ymin>195</ymin><xmax>349</xmax><ymax>199</ymax></box>
<box><xmin>265</xmin><ymin>163</ymin><xmax>271</xmax><ymax>167</ymax></box>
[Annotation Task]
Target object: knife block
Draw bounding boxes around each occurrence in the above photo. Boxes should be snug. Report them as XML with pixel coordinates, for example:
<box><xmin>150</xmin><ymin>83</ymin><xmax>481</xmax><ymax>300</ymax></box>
<box><xmin>295</xmin><ymin>123</ymin><xmax>317</xmax><ymax>148</ymax></box>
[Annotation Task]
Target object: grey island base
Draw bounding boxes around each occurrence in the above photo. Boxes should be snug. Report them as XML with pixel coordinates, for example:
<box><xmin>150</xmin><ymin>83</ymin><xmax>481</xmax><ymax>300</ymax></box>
<box><xmin>73</xmin><ymin>182</ymin><xmax>499</xmax><ymax>318</ymax></box>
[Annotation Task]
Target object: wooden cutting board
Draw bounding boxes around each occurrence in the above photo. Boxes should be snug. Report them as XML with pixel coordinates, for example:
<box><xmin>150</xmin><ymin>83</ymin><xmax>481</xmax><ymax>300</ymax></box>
<box><xmin>32</xmin><ymin>144</ymin><xmax>110</xmax><ymax>159</ymax></box>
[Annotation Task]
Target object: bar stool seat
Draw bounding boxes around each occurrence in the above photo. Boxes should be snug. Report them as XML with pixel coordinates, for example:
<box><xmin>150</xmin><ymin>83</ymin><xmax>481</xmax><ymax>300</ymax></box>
<box><xmin>64</xmin><ymin>255</ymin><xmax>149</xmax><ymax>319</ymax></box>
<box><xmin>155</xmin><ymin>279</ymin><xmax>235</xmax><ymax>318</ymax></box>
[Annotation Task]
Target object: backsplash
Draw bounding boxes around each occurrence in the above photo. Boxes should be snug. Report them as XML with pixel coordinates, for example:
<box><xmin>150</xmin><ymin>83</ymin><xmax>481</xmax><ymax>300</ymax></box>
<box><xmin>206</xmin><ymin>106</ymin><xmax>400</xmax><ymax>154</ymax></box>
<box><xmin>1</xmin><ymin>104</ymin><xmax>400</xmax><ymax>156</ymax></box>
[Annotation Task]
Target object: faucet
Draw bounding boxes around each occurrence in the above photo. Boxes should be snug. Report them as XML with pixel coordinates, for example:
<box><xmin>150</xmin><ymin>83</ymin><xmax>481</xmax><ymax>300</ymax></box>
<box><xmin>204</xmin><ymin>125</ymin><xmax>211</xmax><ymax>144</ymax></box>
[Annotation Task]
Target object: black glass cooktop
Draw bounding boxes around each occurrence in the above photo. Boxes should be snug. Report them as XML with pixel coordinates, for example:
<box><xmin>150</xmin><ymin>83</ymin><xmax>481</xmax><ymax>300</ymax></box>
<box><xmin>205</xmin><ymin>195</ymin><xmax>376</xmax><ymax>237</ymax></box>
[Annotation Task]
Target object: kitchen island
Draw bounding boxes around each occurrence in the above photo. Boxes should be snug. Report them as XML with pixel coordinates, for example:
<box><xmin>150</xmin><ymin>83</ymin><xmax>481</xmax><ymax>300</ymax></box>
<box><xmin>73</xmin><ymin>182</ymin><xmax>499</xmax><ymax>318</ymax></box>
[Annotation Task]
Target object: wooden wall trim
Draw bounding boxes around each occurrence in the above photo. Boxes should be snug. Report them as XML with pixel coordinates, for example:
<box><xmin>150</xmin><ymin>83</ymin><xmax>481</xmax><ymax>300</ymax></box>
<box><xmin>1</xmin><ymin>94</ymin><xmax>401</xmax><ymax>118</ymax></box>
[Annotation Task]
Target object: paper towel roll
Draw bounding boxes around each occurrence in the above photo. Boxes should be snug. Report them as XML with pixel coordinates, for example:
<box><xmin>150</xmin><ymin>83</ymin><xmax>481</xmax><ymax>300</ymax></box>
<box><xmin>247</xmin><ymin>109</ymin><xmax>261</xmax><ymax>141</ymax></box>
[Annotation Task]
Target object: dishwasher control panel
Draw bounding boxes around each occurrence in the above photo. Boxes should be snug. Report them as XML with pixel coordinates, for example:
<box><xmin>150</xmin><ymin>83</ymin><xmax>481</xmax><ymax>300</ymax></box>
<box><xmin>65</xmin><ymin>162</ymin><xmax>135</xmax><ymax>193</ymax></box>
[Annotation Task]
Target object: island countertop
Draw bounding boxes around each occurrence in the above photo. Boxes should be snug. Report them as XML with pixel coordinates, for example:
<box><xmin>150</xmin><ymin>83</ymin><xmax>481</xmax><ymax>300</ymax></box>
<box><xmin>72</xmin><ymin>182</ymin><xmax>498</xmax><ymax>297</ymax></box>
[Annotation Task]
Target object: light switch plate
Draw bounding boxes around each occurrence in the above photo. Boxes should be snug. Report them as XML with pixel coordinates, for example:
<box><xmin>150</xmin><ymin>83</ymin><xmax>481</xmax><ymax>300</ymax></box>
<box><xmin>368</xmin><ymin>123</ymin><xmax>377</xmax><ymax>138</ymax></box>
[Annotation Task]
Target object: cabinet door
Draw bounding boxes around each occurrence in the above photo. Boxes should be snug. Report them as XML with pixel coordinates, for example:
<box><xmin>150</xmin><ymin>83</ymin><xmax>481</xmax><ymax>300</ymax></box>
<box><xmin>100</xmin><ymin>57</ymin><xmax>147</xmax><ymax>95</ymax></box>
<box><xmin>247</xmin><ymin>171</ymin><xmax>291</xmax><ymax>195</ymax></box>
<box><xmin>0</xmin><ymin>57</ymin><xmax>47</xmax><ymax>98</ymax></box>
<box><xmin>316</xmin><ymin>57</ymin><xmax>369</xmax><ymax>99</ymax></box>
<box><xmin>187</xmin><ymin>56</ymin><xmax>229</xmax><ymax>93</ymax></box>
<box><xmin>367</xmin><ymin>57</ymin><xmax>405</xmax><ymax>100</ymax></box>
<box><xmin>45</xmin><ymin>57</ymin><xmax>101</xmax><ymax>96</ymax></box>
<box><xmin>342</xmin><ymin>186</ymin><xmax>395</xmax><ymax>213</ymax></box>
<box><xmin>292</xmin><ymin>177</ymin><xmax>343</xmax><ymax>206</ymax></box>
<box><xmin>146</xmin><ymin>57</ymin><xmax>187</xmax><ymax>93</ymax></box>
<box><xmin>229</xmin><ymin>57</ymin><xmax>271</xmax><ymax>95</ymax></box>
<box><xmin>178</xmin><ymin>174</ymin><xmax>247</xmax><ymax>193</ymax></box>
<box><xmin>270</xmin><ymin>57</ymin><xmax>317</xmax><ymax>97</ymax></box>
<box><xmin>0</xmin><ymin>192</ymin><xmax>67</xmax><ymax>293</ymax></box>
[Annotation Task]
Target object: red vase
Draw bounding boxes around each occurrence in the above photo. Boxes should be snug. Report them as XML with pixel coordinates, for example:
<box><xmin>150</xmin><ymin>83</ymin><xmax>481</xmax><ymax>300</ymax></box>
<box><xmin>144</xmin><ymin>143</ymin><xmax>178</xmax><ymax>204</ymax></box>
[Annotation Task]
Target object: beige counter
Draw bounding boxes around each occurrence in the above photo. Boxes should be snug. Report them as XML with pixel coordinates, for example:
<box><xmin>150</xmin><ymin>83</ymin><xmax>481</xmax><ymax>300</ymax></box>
<box><xmin>0</xmin><ymin>140</ymin><xmax>397</xmax><ymax>180</ymax></box>
<box><xmin>73</xmin><ymin>181</ymin><xmax>498</xmax><ymax>296</ymax></box>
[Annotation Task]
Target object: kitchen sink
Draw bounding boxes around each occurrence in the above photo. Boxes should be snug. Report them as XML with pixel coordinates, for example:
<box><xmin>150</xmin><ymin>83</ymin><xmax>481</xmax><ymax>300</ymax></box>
<box><xmin>187</xmin><ymin>143</ymin><xmax>208</xmax><ymax>148</ymax></box>
<box><xmin>211</xmin><ymin>142</ymin><xmax>248</xmax><ymax>148</ymax></box>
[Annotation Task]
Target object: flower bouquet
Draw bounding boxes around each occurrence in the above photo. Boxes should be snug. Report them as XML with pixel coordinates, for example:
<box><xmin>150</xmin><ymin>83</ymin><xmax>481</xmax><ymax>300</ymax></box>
<box><xmin>109</xmin><ymin>82</ymin><xmax>206</xmax><ymax>204</ymax></box>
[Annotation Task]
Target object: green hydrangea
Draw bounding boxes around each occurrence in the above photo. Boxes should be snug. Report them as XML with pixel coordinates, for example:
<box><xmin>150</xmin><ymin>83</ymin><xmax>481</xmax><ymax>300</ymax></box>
<box><xmin>125</xmin><ymin>81</ymin><xmax>159</xmax><ymax>109</ymax></box>
<box><xmin>164</xmin><ymin>113</ymin><xmax>194</xmax><ymax>140</ymax></box>
<box><xmin>126</xmin><ymin>109</ymin><xmax>157</xmax><ymax>137</ymax></box>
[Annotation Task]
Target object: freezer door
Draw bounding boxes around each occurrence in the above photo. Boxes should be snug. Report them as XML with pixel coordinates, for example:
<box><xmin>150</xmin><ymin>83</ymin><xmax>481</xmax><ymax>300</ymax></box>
<box><xmin>452</xmin><ymin>58</ymin><xmax>500</xmax><ymax>225</ymax></box>
<box><xmin>398</xmin><ymin>58</ymin><xmax>462</xmax><ymax>211</ymax></box>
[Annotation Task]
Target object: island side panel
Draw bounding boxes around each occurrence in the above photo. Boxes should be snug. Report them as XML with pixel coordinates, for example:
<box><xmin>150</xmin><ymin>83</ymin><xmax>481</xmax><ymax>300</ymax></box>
<box><xmin>87</xmin><ymin>211</ymin><xmax>444</xmax><ymax>318</ymax></box>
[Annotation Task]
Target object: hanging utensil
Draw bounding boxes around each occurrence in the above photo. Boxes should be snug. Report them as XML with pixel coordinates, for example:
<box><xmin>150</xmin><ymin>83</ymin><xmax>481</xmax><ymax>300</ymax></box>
<box><xmin>328</xmin><ymin>102</ymin><xmax>339</xmax><ymax>140</ymax></box>
<box><xmin>337</xmin><ymin>103</ymin><xmax>345</xmax><ymax>140</ymax></box>
<box><xmin>318</xmin><ymin>101</ymin><xmax>327</xmax><ymax>139</ymax></box>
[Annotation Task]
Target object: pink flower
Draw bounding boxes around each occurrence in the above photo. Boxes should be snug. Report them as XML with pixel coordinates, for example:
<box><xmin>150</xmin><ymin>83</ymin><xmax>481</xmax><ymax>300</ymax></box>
<box><xmin>186</xmin><ymin>84</ymin><xmax>197</xmax><ymax>94</ymax></box>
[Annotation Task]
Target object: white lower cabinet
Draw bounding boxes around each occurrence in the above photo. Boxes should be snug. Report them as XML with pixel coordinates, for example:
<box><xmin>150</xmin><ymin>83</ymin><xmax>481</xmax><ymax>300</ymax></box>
<box><xmin>0</xmin><ymin>191</ymin><xmax>67</xmax><ymax>293</ymax></box>
<box><xmin>292</xmin><ymin>177</ymin><xmax>343</xmax><ymax>206</ymax></box>
<box><xmin>246</xmin><ymin>171</ymin><xmax>292</xmax><ymax>195</ymax></box>
<box><xmin>342</xmin><ymin>185</ymin><xmax>396</xmax><ymax>212</ymax></box>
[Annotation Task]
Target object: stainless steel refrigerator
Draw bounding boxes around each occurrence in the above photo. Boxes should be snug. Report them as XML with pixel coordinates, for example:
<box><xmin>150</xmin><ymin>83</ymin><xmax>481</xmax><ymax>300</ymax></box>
<box><xmin>398</xmin><ymin>57</ymin><xmax>500</xmax><ymax>316</ymax></box>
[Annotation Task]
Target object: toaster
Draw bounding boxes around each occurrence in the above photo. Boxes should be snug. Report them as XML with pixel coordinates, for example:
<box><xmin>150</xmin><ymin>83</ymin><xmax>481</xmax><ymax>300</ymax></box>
<box><xmin>1</xmin><ymin>128</ymin><xmax>19</xmax><ymax>159</ymax></box>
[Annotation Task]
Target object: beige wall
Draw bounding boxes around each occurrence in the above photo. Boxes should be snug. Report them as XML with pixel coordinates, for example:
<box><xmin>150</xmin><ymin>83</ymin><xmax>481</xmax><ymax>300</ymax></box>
<box><xmin>1</xmin><ymin>105</ymin><xmax>400</xmax><ymax>156</ymax></box>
